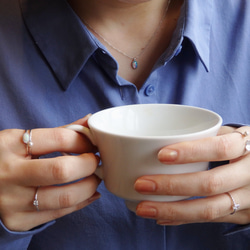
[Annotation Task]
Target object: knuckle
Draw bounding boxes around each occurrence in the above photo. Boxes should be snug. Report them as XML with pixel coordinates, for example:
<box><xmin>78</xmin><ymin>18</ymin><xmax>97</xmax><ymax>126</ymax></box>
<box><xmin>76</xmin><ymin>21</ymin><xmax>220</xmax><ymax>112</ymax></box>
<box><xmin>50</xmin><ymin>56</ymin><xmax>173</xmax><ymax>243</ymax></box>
<box><xmin>0</xmin><ymin>129</ymin><xmax>12</xmax><ymax>147</ymax></box>
<box><xmin>163</xmin><ymin>206</ymin><xmax>178</xmax><ymax>220</ymax></box>
<box><xmin>0</xmin><ymin>129</ymin><xmax>19</xmax><ymax>154</ymax></box>
<box><xmin>51</xmin><ymin>159</ymin><xmax>69</xmax><ymax>182</ymax></box>
<box><xmin>51</xmin><ymin>128</ymin><xmax>71</xmax><ymax>149</ymax></box>
<box><xmin>0</xmin><ymin>198</ymin><xmax>5</xmax><ymax>215</ymax></box>
<box><xmin>163</xmin><ymin>178</ymin><xmax>176</xmax><ymax>194</ymax></box>
<box><xmin>201</xmin><ymin>204</ymin><xmax>220</xmax><ymax>221</ymax></box>
<box><xmin>59</xmin><ymin>191</ymin><xmax>76</xmax><ymax>208</ymax></box>
<box><xmin>215</xmin><ymin>136</ymin><xmax>232</xmax><ymax>159</ymax></box>
<box><xmin>189</xmin><ymin>143</ymin><xmax>202</xmax><ymax>161</ymax></box>
<box><xmin>0</xmin><ymin>194</ymin><xmax>7</xmax><ymax>210</ymax></box>
<box><xmin>0</xmin><ymin>164</ymin><xmax>10</xmax><ymax>183</ymax></box>
<box><xmin>0</xmin><ymin>134</ymin><xmax>6</xmax><ymax>151</ymax></box>
<box><xmin>201</xmin><ymin>174</ymin><xmax>223</xmax><ymax>195</ymax></box>
<box><xmin>0</xmin><ymin>190</ymin><xmax>11</xmax><ymax>213</ymax></box>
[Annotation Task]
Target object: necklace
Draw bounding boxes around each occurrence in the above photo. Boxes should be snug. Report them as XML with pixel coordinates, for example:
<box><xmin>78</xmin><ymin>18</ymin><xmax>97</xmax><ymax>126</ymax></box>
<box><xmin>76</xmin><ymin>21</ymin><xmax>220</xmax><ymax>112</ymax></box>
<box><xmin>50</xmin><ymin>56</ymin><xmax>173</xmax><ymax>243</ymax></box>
<box><xmin>83</xmin><ymin>0</ymin><xmax>171</xmax><ymax>70</ymax></box>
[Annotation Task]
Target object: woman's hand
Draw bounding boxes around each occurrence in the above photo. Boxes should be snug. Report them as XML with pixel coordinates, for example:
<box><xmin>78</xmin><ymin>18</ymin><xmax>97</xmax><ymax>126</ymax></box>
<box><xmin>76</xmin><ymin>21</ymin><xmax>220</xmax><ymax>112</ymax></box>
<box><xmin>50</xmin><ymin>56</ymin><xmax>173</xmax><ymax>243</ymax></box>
<box><xmin>0</xmin><ymin>116</ymin><xmax>100</xmax><ymax>232</ymax></box>
<box><xmin>135</xmin><ymin>126</ymin><xmax>250</xmax><ymax>225</ymax></box>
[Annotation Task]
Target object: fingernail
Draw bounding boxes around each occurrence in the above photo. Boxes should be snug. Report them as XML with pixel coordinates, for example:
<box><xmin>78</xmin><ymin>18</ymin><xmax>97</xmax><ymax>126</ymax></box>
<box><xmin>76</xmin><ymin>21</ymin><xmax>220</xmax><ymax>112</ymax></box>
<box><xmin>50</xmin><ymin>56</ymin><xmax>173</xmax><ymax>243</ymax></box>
<box><xmin>136</xmin><ymin>205</ymin><xmax>157</xmax><ymax>219</ymax></box>
<box><xmin>157</xmin><ymin>220</ymin><xmax>173</xmax><ymax>226</ymax></box>
<box><xmin>85</xmin><ymin>113</ymin><xmax>92</xmax><ymax>119</ymax></box>
<box><xmin>134</xmin><ymin>179</ymin><xmax>156</xmax><ymax>193</ymax></box>
<box><xmin>88</xmin><ymin>192</ymin><xmax>101</xmax><ymax>203</ymax></box>
<box><xmin>158</xmin><ymin>149</ymin><xmax>178</xmax><ymax>162</ymax></box>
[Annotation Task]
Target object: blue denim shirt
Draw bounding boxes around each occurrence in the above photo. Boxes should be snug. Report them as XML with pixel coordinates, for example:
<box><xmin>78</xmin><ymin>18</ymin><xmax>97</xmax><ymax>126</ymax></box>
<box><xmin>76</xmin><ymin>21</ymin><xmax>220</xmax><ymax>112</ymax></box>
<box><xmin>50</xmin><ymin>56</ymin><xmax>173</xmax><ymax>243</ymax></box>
<box><xmin>0</xmin><ymin>0</ymin><xmax>250</xmax><ymax>249</ymax></box>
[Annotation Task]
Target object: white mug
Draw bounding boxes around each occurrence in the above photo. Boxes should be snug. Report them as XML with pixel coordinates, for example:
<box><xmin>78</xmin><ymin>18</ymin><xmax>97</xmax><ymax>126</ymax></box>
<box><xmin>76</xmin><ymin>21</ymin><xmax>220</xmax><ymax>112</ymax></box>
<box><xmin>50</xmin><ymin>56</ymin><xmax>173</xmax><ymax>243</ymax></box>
<box><xmin>67</xmin><ymin>104</ymin><xmax>222</xmax><ymax>211</ymax></box>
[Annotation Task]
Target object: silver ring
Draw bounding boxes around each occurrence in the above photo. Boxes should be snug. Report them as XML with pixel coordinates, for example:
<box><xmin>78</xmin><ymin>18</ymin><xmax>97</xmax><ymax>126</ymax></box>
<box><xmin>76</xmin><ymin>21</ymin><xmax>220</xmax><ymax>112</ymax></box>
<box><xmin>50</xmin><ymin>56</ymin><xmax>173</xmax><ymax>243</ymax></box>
<box><xmin>23</xmin><ymin>130</ymin><xmax>33</xmax><ymax>156</ymax></box>
<box><xmin>233</xmin><ymin>130</ymin><xmax>250</xmax><ymax>152</ymax></box>
<box><xmin>33</xmin><ymin>187</ymin><xmax>40</xmax><ymax>211</ymax></box>
<box><xmin>233</xmin><ymin>130</ymin><xmax>249</xmax><ymax>137</ymax></box>
<box><xmin>227</xmin><ymin>192</ymin><xmax>240</xmax><ymax>215</ymax></box>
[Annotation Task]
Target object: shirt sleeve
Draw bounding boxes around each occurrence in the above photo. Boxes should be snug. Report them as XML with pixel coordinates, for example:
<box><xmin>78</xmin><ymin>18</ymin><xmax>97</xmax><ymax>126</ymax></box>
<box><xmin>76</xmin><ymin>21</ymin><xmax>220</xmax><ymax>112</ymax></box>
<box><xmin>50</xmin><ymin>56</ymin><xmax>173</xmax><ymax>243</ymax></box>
<box><xmin>0</xmin><ymin>219</ymin><xmax>55</xmax><ymax>250</ymax></box>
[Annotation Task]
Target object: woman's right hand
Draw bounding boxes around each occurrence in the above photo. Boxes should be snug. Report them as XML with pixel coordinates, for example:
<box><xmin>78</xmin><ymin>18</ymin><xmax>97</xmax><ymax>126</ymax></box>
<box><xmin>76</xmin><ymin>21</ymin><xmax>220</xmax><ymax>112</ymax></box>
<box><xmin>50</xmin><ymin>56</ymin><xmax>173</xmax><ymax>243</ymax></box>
<box><xmin>0</xmin><ymin>118</ymin><xmax>100</xmax><ymax>232</ymax></box>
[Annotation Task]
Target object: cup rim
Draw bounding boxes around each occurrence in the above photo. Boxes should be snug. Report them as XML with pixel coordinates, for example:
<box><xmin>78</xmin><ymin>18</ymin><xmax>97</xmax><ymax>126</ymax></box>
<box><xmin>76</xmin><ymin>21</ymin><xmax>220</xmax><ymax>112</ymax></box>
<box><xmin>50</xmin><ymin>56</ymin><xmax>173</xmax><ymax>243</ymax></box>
<box><xmin>88</xmin><ymin>104</ymin><xmax>223</xmax><ymax>139</ymax></box>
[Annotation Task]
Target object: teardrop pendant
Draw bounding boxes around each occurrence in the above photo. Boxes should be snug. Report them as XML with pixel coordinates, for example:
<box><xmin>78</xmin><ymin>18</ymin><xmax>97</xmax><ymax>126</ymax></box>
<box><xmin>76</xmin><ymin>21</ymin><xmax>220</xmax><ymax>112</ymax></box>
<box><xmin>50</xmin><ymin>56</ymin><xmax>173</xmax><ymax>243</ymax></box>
<box><xmin>131</xmin><ymin>58</ymin><xmax>138</xmax><ymax>69</ymax></box>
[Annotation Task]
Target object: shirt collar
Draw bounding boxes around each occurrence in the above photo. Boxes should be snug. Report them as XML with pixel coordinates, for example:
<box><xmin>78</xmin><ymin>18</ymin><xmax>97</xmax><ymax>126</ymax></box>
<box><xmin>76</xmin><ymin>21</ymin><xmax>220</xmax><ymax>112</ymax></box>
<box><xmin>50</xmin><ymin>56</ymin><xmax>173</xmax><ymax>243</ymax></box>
<box><xmin>183</xmin><ymin>0</ymin><xmax>212</xmax><ymax>72</ymax></box>
<box><xmin>19</xmin><ymin>0</ymin><xmax>98</xmax><ymax>90</ymax></box>
<box><xmin>19</xmin><ymin>0</ymin><xmax>212</xmax><ymax>90</ymax></box>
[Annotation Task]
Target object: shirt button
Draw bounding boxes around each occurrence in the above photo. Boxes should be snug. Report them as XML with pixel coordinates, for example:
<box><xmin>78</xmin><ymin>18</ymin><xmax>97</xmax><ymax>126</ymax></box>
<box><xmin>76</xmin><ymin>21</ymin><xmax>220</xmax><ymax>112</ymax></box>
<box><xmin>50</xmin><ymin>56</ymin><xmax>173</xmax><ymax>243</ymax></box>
<box><xmin>144</xmin><ymin>85</ymin><xmax>155</xmax><ymax>96</ymax></box>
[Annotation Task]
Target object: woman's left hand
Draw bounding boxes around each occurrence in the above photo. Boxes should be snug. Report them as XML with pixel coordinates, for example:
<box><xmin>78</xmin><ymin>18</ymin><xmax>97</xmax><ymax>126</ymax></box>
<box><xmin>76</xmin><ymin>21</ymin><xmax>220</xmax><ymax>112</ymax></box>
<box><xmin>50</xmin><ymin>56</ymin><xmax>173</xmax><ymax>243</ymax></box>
<box><xmin>134</xmin><ymin>126</ymin><xmax>250</xmax><ymax>225</ymax></box>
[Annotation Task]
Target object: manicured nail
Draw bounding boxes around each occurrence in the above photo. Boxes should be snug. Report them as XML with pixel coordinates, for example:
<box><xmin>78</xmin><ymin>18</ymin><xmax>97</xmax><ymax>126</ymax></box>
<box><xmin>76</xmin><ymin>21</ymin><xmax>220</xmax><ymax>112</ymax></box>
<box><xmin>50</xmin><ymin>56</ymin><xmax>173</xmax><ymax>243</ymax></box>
<box><xmin>85</xmin><ymin>113</ymin><xmax>92</xmax><ymax>119</ymax></box>
<box><xmin>88</xmin><ymin>192</ymin><xmax>101</xmax><ymax>203</ymax></box>
<box><xmin>134</xmin><ymin>179</ymin><xmax>156</xmax><ymax>193</ymax></box>
<box><xmin>157</xmin><ymin>220</ymin><xmax>173</xmax><ymax>226</ymax></box>
<box><xmin>136</xmin><ymin>205</ymin><xmax>157</xmax><ymax>219</ymax></box>
<box><xmin>158</xmin><ymin>149</ymin><xmax>178</xmax><ymax>162</ymax></box>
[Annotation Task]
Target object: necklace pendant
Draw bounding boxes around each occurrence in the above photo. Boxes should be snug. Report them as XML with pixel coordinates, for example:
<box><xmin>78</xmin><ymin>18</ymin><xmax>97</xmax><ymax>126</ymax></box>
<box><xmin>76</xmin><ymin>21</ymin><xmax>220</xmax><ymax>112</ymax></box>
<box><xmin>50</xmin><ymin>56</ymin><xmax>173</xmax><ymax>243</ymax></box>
<box><xmin>131</xmin><ymin>58</ymin><xmax>138</xmax><ymax>69</ymax></box>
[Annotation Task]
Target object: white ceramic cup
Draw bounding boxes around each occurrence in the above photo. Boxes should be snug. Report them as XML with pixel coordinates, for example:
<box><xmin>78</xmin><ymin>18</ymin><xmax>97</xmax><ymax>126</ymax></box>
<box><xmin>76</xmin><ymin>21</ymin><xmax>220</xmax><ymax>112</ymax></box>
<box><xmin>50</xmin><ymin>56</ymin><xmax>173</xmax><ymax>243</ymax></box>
<box><xmin>67</xmin><ymin>104</ymin><xmax>222</xmax><ymax>211</ymax></box>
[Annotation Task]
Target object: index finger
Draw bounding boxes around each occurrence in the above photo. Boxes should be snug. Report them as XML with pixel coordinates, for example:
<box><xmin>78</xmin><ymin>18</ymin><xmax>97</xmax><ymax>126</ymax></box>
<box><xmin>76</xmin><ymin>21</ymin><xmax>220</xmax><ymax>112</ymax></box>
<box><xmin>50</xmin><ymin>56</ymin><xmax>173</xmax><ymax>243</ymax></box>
<box><xmin>158</xmin><ymin>130</ymin><xmax>248</xmax><ymax>164</ymax></box>
<box><xmin>17</xmin><ymin>127</ymin><xmax>95</xmax><ymax>157</ymax></box>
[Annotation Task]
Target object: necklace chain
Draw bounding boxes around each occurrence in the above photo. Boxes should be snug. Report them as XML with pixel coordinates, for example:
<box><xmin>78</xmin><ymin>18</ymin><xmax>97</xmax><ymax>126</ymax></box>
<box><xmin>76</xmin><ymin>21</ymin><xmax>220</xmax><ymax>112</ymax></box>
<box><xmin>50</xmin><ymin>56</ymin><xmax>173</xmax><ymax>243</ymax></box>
<box><xmin>83</xmin><ymin>0</ymin><xmax>171</xmax><ymax>69</ymax></box>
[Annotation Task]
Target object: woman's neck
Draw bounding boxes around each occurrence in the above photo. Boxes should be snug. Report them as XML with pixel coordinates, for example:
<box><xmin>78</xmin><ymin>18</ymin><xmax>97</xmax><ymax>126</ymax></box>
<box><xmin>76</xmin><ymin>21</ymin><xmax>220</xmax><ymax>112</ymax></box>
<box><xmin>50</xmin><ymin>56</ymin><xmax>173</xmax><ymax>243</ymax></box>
<box><xmin>68</xmin><ymin>0</ymin><xmax>169</xmax><ymax>37</ymax></box>
<box><xmin>68</xmin><ymin>0</ymin><xmax>184</xmax><ymax>89</ymax></box>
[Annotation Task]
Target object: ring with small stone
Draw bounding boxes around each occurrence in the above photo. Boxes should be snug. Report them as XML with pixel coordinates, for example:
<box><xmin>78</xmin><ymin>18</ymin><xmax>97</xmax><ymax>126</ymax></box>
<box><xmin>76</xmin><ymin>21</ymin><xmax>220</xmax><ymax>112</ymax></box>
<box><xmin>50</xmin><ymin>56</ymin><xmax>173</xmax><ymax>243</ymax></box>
<box><xmin>233</xmin><ymin>130</ymin><xmax>250</xmax><ymax>152</ymax></box>
<box><xmin>33</xmin><ymin>187</ymin><xmax>40</xmax><ymax>211</ymax></box>
<box><xmin>23</xmin><ymin>130</ymin><xmax>33</xmax><ymax>156</ymax></box>
<box><xmin>233</xmin><ymin>130</ymin><xmax>249</xmax><ymax>137</ymax></box>
<box><xmin>227</xmin><ymin>192</ymin><xmax>240</xmax><ymax>215</ymax></box>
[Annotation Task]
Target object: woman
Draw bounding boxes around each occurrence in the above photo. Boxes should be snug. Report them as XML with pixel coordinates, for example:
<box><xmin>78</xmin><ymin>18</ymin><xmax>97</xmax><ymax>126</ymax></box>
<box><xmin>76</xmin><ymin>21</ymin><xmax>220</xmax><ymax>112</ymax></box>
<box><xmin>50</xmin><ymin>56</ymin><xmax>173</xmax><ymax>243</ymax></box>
<box><xmin>0</xmin><ymin>0</ymin><xmax>250</xmax><ymax>249</ymax></box>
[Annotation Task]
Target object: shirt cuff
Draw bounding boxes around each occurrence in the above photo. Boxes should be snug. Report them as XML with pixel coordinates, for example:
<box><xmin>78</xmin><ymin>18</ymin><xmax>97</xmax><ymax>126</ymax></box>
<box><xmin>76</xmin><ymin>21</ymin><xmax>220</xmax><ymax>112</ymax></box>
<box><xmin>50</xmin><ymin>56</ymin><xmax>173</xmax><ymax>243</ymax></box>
<box><xmin>0</xmin><ymin>219</ymin><xmax>55</xmax><ymax>249</ymax></box>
